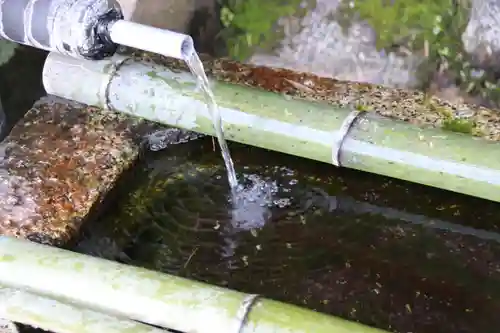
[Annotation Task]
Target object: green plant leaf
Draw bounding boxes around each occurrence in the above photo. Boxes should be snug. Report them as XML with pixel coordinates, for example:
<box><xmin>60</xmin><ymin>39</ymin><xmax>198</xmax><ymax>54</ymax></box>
<box><xmin>220</xmin><ymin>0</ymin><xmax>305</xmax><ymax>61</ymax></box>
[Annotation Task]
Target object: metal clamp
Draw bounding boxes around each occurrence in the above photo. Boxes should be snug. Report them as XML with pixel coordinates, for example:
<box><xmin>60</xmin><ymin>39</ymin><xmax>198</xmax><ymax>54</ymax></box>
<box><xmin>331</xmin><ymin>110</ymin><xmax>364</xmax><ymax>166</ymax></box>
<box><xmin>234</xmin><ymin>294</ymin><xmax>260</xmax><ymax>333</ymax></box>
<box><xmin>101</xmin><ymin>56</ymin><xmax>131</xmax><ymax>110</ymax></box>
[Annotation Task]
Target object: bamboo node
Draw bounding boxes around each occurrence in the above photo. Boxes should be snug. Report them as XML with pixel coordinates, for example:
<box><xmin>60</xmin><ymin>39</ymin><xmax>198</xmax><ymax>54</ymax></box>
<box><xmin>234</xmin><ymin>293</ymin><xmax>260</xmax><ymax>333</ymax></box>
<box><xmin>331</xmin><ymin>110</ymin><xmax>364</xmax><ymax>166</ymax></box>
<box><xmin>102</xmin><ymin>56</ymin><xmax>132</xmax><ymax>110</ymax></box>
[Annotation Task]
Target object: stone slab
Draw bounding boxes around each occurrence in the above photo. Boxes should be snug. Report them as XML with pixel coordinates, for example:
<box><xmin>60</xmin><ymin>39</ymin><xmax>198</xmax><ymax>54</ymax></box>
<box><xmin>0</xmin><ymin>95</ymin><xmax>201</xmax><ymax>332</ymax></box>
<box><xmin>0</xmin><ymin>96</ymin><xmax>152</xmax><ymax>246</ymax></box>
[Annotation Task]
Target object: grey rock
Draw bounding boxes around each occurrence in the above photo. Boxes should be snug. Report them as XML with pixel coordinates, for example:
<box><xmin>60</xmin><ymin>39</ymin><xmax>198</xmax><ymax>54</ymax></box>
<box><xmin>462</xmin><ymin>0</ymin><xmax>500</xmax><ymax>60</ymax></box>
<box><xmin>248</xmin><ymin>0</ymin><xmax>421</xmax><ymax>88</ymax></box>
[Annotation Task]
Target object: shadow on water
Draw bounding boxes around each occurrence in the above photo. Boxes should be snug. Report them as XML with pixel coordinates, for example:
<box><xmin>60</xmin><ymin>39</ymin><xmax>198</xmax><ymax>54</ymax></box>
<box><xmin>76</xmin><ymin>137</ymin><xmax>500</xmax><ymax>333</ymax></box>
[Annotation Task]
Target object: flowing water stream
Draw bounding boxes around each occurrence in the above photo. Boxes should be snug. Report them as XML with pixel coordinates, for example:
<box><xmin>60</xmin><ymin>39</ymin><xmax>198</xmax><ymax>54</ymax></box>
<box><xmin>183</xmin><ymin>51</ymin><xmax>267</xmax><ymax>234</ymax></box>
<box><xmin>183</xmin><ymin>51</ymin><xmax>238</xmax><ymax>189</ymax></box>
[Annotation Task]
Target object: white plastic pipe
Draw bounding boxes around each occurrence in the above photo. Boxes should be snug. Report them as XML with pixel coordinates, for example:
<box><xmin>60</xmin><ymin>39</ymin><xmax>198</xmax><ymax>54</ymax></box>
<box><xmin>109</xmin><ymin>20</ymin><xmax>194</xmax><ymax>60</ymax></box>
<box><xmin>0</xmin><ymin>287</ymin><xmax>166</xmax><ymax>333</ymax></box>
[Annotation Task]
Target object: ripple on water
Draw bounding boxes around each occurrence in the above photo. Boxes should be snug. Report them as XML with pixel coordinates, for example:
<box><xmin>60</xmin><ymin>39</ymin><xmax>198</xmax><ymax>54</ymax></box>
<box><xmin>76</xmin><ymin>137</ymin><xmax>500</xmax><ymax>333</ymax></box>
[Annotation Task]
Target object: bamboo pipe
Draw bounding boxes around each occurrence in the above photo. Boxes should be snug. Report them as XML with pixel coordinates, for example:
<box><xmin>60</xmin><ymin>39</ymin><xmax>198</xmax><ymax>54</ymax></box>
<box><xmin>0</xmin><ymin>236</ymin><xmax>386</xmax><ymax>333</ymax></box>
<box><xmin>0</xmin><ymin>287</ymin><xmax>166</xmax><ymax>333</ymax></box>
<box><xmin>42</xmin><ymin>52</ymin><xmax>500</xmax><ymax>202</ymax></box>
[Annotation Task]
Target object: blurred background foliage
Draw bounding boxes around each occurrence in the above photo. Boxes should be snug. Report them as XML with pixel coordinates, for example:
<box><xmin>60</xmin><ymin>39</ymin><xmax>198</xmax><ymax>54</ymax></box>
<box><xmin>218</xmin><ymin>0</ymin><xmax>500</xmax><ymax>107</ymax></box>
<box><xmin>218</xmin><ymin>0</ymin><xmax>308</xmax><ymax>60</ymax></box>
<box><xmin>337</xmin><ymin>0</ymin><xmax>470</xmax><ymax>54</ymax></box>
<box><xmin>0</xmin><ymin>2</ymin><xmax>498</xmax><ymax>109</ymax></box>
<box><xmin>337</xmin><ymin>0</ymin><xmax>498</xmax><ymax>103</ymax></box>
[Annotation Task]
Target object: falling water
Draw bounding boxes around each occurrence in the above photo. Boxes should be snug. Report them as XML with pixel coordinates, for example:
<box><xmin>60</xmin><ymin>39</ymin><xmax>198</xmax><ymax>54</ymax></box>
<box><xmin>183</xmin><ymin>52</ymin><xmax>275</xmax><ymax>233</ymax></box>
<box><xmin>184</xmin><ymin>51</ymin><xmax>238</xmax><ymax>189</ymax></box>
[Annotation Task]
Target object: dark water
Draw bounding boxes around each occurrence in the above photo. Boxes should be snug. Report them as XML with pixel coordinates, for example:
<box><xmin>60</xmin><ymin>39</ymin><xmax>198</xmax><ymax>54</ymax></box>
<box><xmin>76</xmin><ymin>137</ymin><xmax>500</xmax><ymax>333</ymax></box>
<box><xmin>0</xmin><ymin>46</ymin><xmax>47</xmax><ymax>139</ymax></box>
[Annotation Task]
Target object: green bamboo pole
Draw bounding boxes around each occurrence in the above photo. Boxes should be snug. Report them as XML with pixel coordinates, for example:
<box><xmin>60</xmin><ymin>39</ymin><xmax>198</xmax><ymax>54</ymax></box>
<box><xmin>42</xmin><ymin>52</ymin><xmax>500</xmax><ymax>202</ymax></box>
<box><xmin>0</xmin><ymin>287</ymin><xmax>166</xmax><ymax>333</ymax></box>
<box><xmin>0</xmin><ymin>236</ymin><xmax>385</xmax><ymax>333</ymax></box>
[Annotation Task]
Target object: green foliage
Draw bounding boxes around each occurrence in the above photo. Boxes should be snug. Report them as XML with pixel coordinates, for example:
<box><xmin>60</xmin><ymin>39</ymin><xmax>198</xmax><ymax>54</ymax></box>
<box><xmin>219</xmin><ymin>0</ymin><xmax>500</xmax><ymax>106</ymax></box>
<box><xmin>0</xmin><ymin>39</ymin><xmax>17</xmax><ymax>66</ymax></box>
<box><xmin>338</xmin><ymin>0</ymin><xmax>463</xmax><ymax>51</ymax></box>
<box><xmin>219</xmin><ymin>0</ymin><xmax>307</xmax><ymax>61</ymax></box>
<box><xmin>442</xmin><ymin>117</ymin><xmax>475</xmax><ymax>134</ymax></box>
<box><xmin>338</xmin><ymin>1</ymin><xmax>500</xmax><ymax>105</ymax></box>
<box><xmin>338</xmin><ymin>0</ymin><xmax>471</xmax><ymax>75</ymax></box>
<box><xmin>429</xmin><ymin>101</ymin><xmax>476</xmax><ymax>134</ymax></box>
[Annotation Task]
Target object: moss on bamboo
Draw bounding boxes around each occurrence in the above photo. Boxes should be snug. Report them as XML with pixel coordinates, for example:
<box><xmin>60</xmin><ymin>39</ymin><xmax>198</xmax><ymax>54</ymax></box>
<box><xmin>82</xmin><ymin>139</ymin><xmax>500</xmax><ymax>333</ymax></box>
<box><xmin>125</xmin><ymin>49</ymin><xmax>500</xmax><ymax>142</ymax></box>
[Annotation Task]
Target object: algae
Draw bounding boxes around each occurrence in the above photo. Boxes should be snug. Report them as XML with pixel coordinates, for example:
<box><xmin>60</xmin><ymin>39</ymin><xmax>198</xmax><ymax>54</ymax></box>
<box><xmin>425</xmin><ymin>100</ymin><xmax>477</xmax><ymax>134</ymax></box>
<box><xmin>442</xmin><ymin>117</ymin><xmax>475</xmax><ymax>134</ymax></box>
<box><xmin>77</xmin><ymin>137</ymin><xmax>500</xmax><ymax>333</ymax></box>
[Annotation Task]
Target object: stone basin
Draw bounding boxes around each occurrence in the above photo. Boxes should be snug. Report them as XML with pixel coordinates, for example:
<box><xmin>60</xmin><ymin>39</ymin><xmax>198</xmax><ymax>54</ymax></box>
<box><xmin>0</xmin><ymin>96</ymin><xmax>183</xmax><ymax>246</ymax></box>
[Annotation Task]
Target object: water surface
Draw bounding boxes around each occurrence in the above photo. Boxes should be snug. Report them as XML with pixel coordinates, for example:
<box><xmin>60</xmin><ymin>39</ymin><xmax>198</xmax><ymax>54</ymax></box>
<box><xmin>77</xmin><ymin>137</ymin><xmax>500</xmax><ymax>333</ymax></box>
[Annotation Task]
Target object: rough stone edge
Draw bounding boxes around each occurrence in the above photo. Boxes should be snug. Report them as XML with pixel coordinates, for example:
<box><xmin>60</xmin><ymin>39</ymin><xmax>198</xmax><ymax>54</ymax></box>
<box><xmin>0</xmin><ymin>95</ymin><xmax>201</xmax><ymax>246</ymax></box>
<box><xmin>0</xmin><ymin>95</ymin><xmax>203</xmax><ymax>332</ymax></box>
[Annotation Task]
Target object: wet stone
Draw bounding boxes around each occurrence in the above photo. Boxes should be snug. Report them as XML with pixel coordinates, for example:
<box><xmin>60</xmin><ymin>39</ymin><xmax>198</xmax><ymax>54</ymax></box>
<box><xmin>0</xmin><ymin>97</ymin><xmax>157</xmax><ymax>246</ymax></box>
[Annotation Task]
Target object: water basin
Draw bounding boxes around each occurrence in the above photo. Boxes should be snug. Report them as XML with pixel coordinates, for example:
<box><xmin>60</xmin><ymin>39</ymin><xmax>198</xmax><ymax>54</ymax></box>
<box><xmin>76</xmin><ymin>136</ymin><xmax>500</xmax><ymax>333</ymax></box>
